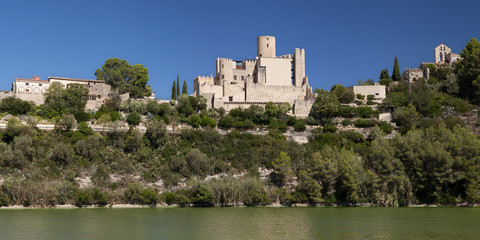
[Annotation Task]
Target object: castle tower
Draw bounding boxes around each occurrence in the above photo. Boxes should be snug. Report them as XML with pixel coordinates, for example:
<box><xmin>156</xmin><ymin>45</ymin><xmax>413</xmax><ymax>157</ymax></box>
<box><xmin>257</xmin><ymin>36</ymin><xmax>276</xmax><ymax>58</ymax></box>
<box><xmin>435</xmin><ymin>44</ymin><xmax>451</xmax><ymax>63</ymax></box>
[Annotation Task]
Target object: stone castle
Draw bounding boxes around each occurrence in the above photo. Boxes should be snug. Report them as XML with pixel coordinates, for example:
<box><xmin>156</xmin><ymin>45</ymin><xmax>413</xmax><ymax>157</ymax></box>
<box><xmin>193</xmin><ymin>36</ymin><xmax>315</xmax><ymax>117</ymax></box>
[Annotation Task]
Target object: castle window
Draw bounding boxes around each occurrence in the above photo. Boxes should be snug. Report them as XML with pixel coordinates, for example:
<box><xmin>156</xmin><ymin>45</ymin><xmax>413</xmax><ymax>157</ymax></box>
<box><xmin>26</xmin><ymin>83</ymin><xmax>29</xmax><ymax>86</ymax></box>
<box><xmin>267</xmin><ymin>44</ymin><xmax>269</xmax><ymax>48</ymax></box>
<box><xmin>241</xmin><ymin>76</ymin><xmax>244</xmax><ymax>80</ymax></box>
<box><xmin>39</xmin><ymin>84</ymin><xmax>42</xmax><ymax>86</ymax></box>
<box><xmin>222</xmin><ymin>75</ymin><xmax>224</xmax><ymax>80</ymax></box>
<box><xmin>229</xmin><ymin>96</ymin><xmax>233</xmax><ymax>102</ymax></box>
<box><xmin>234</xmin><ymin>75</ymin><xmax>237</xmax><ymax>80</ymax></box>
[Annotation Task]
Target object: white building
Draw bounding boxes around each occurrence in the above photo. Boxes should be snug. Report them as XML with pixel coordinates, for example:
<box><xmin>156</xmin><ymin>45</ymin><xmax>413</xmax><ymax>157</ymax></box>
<box><xmin>194</xmin><ymin>36</ymin><xmax>314</xmax><ymax>117</ymax></box>
<box><xmin>11</xmin><ymin>76</ymin><xmax>111</xmax><ymax>109</ymax></box>
<box><xmin>353</xmin><ymin>84</ymin><xmax>386</xmax><ymax>103</ymax></box>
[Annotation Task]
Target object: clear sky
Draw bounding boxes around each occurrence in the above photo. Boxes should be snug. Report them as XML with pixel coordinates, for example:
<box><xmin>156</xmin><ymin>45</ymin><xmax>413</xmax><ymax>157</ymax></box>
<box><xmin>1</xmin><ymin>0</ymin><xmax>479</xmax><ymax>99</ymax></box>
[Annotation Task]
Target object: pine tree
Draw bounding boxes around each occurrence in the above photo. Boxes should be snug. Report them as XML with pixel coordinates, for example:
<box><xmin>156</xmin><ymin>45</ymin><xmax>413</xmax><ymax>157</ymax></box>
<box><xmin>171</xmin><ymin>80</ymin><xmax>176</xmax><ymax>100</ymax></box>
<box><xmin>392</xmin><ymin>57</ymin><xmax>401</xmax><ymax>81</ymax></box>
<box><xmin>380</xmin><ymin>68</ymin><xmax>390</xmax><ymax>80</ymax></box>
<box><xmin>182</xmin><ymin>80</ymin><xmax>188</xmax><ymax>95</ymax></box>
<box><xmin>176</xmin><ymin>75</ymin><xmax>180</xmax><ymax>98</ymax></box>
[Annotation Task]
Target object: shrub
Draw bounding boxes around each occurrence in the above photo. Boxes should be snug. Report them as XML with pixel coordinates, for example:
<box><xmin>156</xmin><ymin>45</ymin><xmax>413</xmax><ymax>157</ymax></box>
<box><xmin>200</xmin><ymin>115</ymin><xmax>216</xmax><ymax>128</ymax></box>
<box><xmin>187</xmin><ymin>115</ymin><xmax>201</xmax><ymax>128</ymax></box>
<box><xmin>218</xmin><ymin>116</ymin><xmax>234</xmax><ymax>130</ymax></box>
<box><xmin>127</xmin><ymin>112</ymin><xmax>141</xmax><ymax>126</ymax></box>
<box><xmin>342</xmin><ymin>119</ymin><xmax>351</xmax><ymax>126</ymax></box>
<box><xmin>378</xmin><ymin>121</ymin><xmax>393</xmax><ymax>134</ymax></box>
<box><xmin>323</xmin><ymin>123</ymin><xmax>337</xmax><ymax>133</ymax></box>
<box><xmin>353</xmin><ymin>119</ymin><xmax>377</xmax><ymax>128</ymax></box>
<box><xmin>356</xmin><ymin>94</ymin><xmax>365</xmax><ymax>100</ymax></box>
<box><xmin>294</xmin><ymin>119</ymin><xmax>306</xmax><ymax>132</ymax></box>
<box><xmin>0</xmin><ymin>97</ymin><xmax>34</xmax><ymax>115</ymax></box>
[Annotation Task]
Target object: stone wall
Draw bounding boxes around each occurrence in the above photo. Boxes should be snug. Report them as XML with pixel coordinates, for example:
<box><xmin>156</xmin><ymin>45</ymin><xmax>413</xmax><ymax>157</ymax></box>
<box><xmin>293</xmin><ymin>100</ymin><xmax>314</xmax><ymax>118</ymax></box>
<box><xmin>15</xmin><ymin>93</ymin><xmax>45</xmax><ymax>105</ymax></box>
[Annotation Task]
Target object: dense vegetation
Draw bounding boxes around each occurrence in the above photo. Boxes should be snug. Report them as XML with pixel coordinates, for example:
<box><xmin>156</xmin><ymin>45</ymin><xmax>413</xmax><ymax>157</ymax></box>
<box><xmin>1</xmin><ymin>39</ymin><xmax>480</xmax><ymax>207</ymax></box>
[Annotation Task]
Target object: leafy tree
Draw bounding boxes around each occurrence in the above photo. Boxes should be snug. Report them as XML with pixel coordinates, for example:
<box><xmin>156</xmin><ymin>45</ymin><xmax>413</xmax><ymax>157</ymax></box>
<box><xmin>130</xmin><ymin>64</ymin><xmax>151</xmax><ymax>98</ymax></box>
<box><xmin>392</xmin><ymin>56</ymin><xmax>401</xmax><ymax>81</ymax></box>
<box><xmin>42</xmin><ymin>82</ymin><xmax>89</xmax><ymax>118</ymax></box>
<box><xmin>95</xmin><ymin>58</ymin><xmax>150</xmax><ymax>96</ymax></box>
<box><xmin>380</xmin><ymin>68</ymin><xmax>390</xmax><ymax>80</ymax></box>
<box><xmin>95</xmin><ymin>58</ymin><xmax>134</xmax><ymax>91</ymax></box>
<box><xmin>145</xmin><ymin>118</ymin><xmax>168</xmax><ymax>148</ymax></box>
<box><xmin>392</xmin><ymin>104</ymin><xmax>421</xmax><ymax>134</ymax></box>
<box><xmin>126</xmin><ymin>112</ymin><xmax>141</xmax><ymax>126</ymax></box>
<box><xmin>182</xmin><ymin>80</ymin><xmax>188</xmax><ymax>95</ymax></box>
<box><xmin>456</xmin><ymin>38</ymin><xmax>480</xmax><ymax>102</ymax></box>
<box><xmin>444</xmin><ymin>73</ymin><xmax>459</xmax><ymax>95</ymax></box>
<box><xmin>59</xmin><ymin>114</ymin><xmax>77</xmax><ymax>131</ymax></box>
<box><xmin>331</xmin><ymin>84</ymin><xmax>354</xmax><ymax>104</ymax></box>
<box><xmin>309</xmin><ymin>89</ymin><xmax>339</xmax><ymax>123</ymax></box>
<box><xmin>0</xmin><ymin>97</ymin><xmax>34</xmax><ymax>115</ymax></box>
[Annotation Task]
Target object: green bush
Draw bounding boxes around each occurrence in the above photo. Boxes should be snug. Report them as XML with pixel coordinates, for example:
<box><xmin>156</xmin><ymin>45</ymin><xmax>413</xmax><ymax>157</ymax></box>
<box><xmin>0</xmin><ymin>97</ymin><xmax>34</xmax><ymax>115</ymax></box>
<box><xmin>377</xmin><ymin>121</ymin><xmax>393</xmax><ymax>134</ymax></box>
<box><xmin>342</xmin><ymin>119</ymin><xmax>351</xmax><ymax>126</ymax></box>
<box><xmin>323</xmin><ymin>123</ymin><xmax>337</xmax><ymax>133</ymax></box>
<box><xmin>294</xmin><ymin>119</ymin><xmax>306</xmax><ymax>132</ymax></box>
<box><xmin>200</xmin><ymin>115</ymin><xmax>216</xmax><ymax>128</ymax></box>
<box><xmin>218</xmin><ymin>116</ymin><xmax>234</xmax><ymax>130</ymax></box>
<box><xmin>354</xmin><ymin>119</ymin><xmax>377</xmax><ymax>128</ymax></box>
<box><xmin>187</xmin><ymin>115</ymin><xmax>201</xmax><ymax>128</ymax></box>
<box><xmin>127</xmin><ymin>112</ymin><xmax>141</xmax><ymax>126</ymax></box>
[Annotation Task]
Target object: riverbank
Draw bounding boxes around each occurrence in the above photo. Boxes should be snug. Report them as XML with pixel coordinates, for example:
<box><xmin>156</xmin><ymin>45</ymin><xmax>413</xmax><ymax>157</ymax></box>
<box><xmin>2</xmin><ymin>203</ymin><xmax>480</xmax><ymax>209</ymax></box>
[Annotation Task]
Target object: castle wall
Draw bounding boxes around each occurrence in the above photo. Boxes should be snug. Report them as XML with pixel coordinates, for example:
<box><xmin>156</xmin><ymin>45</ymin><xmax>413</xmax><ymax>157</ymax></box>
<box><xmin>293</xmin><ymin>100</ymin><xmax>314</xmax><ymax>117</ymax></box>
<box><xmin>223</xmin><ymin>83</ymin><xmax>245</xmax><ymax>102</ymax></box>
<box><xmin>245</xmin><ymin>82</ymin><xmax>306</xmax><ymax>103</ymax></box>
<box><xmin>294</xmin><ymin>48</ymin><xmax>306</xmax><ymax>87</ymax></box>
<box><xmin>258</xmin><ymin>57</ymin><xmax>292</xmax><ymax>86</ymax></box>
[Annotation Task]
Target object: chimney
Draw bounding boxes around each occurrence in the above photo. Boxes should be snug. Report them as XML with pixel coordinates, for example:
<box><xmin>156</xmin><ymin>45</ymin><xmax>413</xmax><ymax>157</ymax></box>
<box><xmin>33</xmin><ymin>76</ymin><xmax>40</xmax><ymax>80</ymax></box>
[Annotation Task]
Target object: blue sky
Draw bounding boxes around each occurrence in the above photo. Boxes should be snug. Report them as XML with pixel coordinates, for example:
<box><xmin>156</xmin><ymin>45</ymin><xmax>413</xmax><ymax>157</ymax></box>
<box><xmin>1</xmin><ymin>0</ymin><xmax>479</xmax><ymax>99</ymax></box>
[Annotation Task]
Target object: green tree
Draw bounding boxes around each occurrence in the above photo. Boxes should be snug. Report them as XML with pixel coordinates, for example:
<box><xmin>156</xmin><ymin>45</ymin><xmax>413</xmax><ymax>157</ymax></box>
<box><xmin>456</xmin><ymin>38</ymin><xmax>480</xmax><ymax>101</ymax></box>
<box><xmin>380</xmin><ymin>68</ymin><xmax>390</xmax><ymax>80</ymax></box>
<box><xmin>95</xmin><ymin>58</ymin><xmax>134</xmax><ymax>92</ymax></box>
<box><xmin>42</xmin><ymin>82</ymin><xmax>89</xmax><ymax>118</ymax></box>
<box><xmin>176</xmin><ymin>75</ymin><xmax>180</xmax><ymax>99</ymax></box>
<box><xmin>309</xmin><ymin>89</ymin><xmax>339</xmax><ymax>123</ymax></box>
<box><xmin>96</xmin><ymin>58</ymin><xmax>150</xmax><ymax>96</ymax></box>
<box><xmin>392</xmin><ymin>57</ymin><xmax>401</xmax><ymax>81</ymax></box>
<box><xmin>271</xmin><ymin>152</ymin><xmax>291</xmax><ymax>187</ymax></box>
<box><xmin>126</xmin><ymin>112</ymin><xmax>141</xmax><ymax>126</ymax></box>
<box><xmin>444</xmin><ymin>73</ymin><xmax>459</xmax><ymax>95</ymax></box>
<box><xmin>0</xmin><ymin>97</ymin><xmax>34</xmax><ymax>115</ymax></box>
<box><xmin>182</xmin><ymin>80</ymin><xmax>188</xmax><ymax>95</ymax></box>
<box><xmin>130</xmin><ymin>64</ymin><xmax>151</xmax><ymax>98</ymax></box>
<box><xmin>171</xmin><ymin>80</ymin><xmax>177</xmax><ymax>100</ymax></box>
<box><xmin>145</xmin><ymin>118</ymin><xmax>168</xmax><ymax>148</ymax></box>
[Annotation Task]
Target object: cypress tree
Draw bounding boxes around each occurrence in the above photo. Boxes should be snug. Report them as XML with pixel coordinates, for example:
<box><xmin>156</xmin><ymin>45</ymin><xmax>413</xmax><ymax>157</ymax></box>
<box><xmin>182</xmin><ymin>80</ymin><xmax>188</xmax><ymax>95</ymax></box>
<box><xmin>171</xmin><ymin>80</ymin><xmax>176</xmax><ymax>100</ymax></box>
<box><xmin>176</xmin><ymin>75</ymin><xmax>180</xmax><ymax>98</ymax></box>
<box><xmin>380</xmin><ymin>68</ymin><xmax>390</xmax><ymax>80</ymax></box>
<box><xmin>392</xmin><ymin>57</ymin><xmax>401</xmax><ymax>81</ymax></box>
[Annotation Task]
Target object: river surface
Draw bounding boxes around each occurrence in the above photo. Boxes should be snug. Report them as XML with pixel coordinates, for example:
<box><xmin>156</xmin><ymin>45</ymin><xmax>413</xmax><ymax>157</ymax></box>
<box><xmin>0</xmin><ymin>207</ymin><xmax>479</xmax><ymax>239</ymax></box>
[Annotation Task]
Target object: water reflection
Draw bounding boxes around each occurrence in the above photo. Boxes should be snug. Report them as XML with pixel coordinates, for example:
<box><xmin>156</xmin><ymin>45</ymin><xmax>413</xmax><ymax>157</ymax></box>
<box><xmin>1</xmin><ymin>207</ymin><xmax>480</xmax><ymax>239</ymax></box>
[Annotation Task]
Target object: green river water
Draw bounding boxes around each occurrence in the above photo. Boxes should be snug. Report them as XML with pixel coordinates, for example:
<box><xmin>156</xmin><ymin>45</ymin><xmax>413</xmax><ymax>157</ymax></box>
<box><xmin>0</xmin><ymin>207</ymin><xmax>479</xmax><ymax>239</ymax></box>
